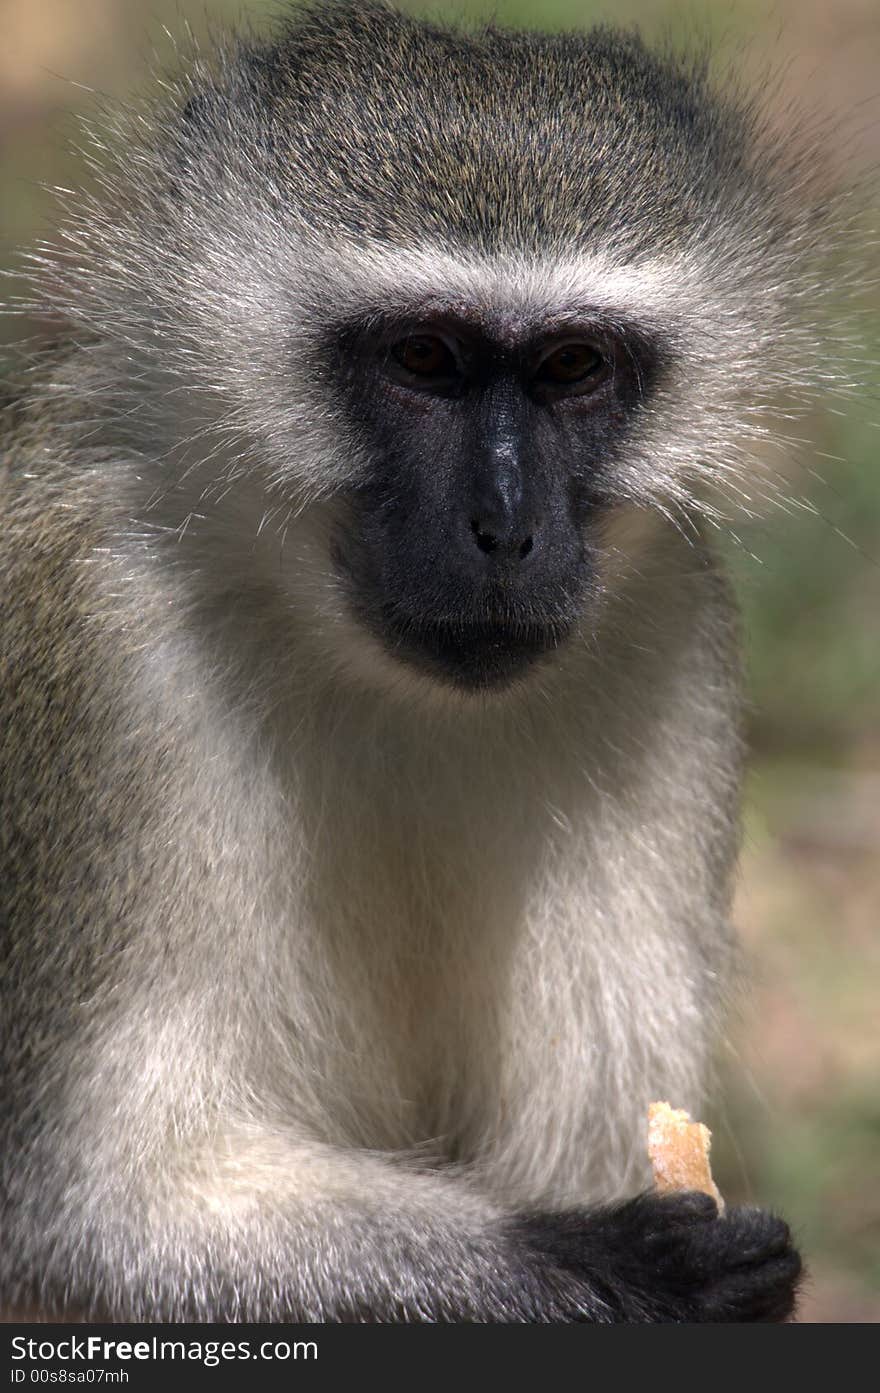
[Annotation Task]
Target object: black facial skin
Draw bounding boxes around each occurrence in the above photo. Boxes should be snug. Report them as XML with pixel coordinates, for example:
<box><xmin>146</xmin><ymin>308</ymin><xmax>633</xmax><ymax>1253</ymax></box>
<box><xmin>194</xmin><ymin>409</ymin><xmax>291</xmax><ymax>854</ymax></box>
<box><xmin>330</xmin><ymin>308</ymin><xmax>661</xmax><ymax>692</ymax></box>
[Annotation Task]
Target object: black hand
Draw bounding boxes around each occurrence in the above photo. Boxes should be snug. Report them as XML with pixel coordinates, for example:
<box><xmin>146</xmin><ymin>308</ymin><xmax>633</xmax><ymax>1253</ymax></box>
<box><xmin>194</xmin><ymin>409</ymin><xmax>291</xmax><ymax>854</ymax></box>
<box><xmin>508</xmin><ymin>1192</ymin><xmax>802</xmax><ymax>1322</ymax></box>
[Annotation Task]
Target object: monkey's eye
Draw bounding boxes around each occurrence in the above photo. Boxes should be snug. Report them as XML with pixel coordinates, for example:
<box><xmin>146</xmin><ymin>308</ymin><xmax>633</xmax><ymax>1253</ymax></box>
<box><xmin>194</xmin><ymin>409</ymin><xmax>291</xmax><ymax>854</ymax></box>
<box><xmin>534</xmin><ymin>341</ymin><xmax>606</xmax><ymax>392</ymax></box>
<box><xmin>390</xmin><ymin>334</ymin><xmax>458</xmax><ymax>380</ymax></box>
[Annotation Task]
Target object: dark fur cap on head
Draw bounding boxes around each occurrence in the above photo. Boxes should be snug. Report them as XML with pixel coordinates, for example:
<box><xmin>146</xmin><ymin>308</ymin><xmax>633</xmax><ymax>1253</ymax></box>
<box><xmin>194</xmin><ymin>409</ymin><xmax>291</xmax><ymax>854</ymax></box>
<box><xmin>187</xmin><ymin>0</ymin><xmax>802</xmax><ymax>259</ymax></box>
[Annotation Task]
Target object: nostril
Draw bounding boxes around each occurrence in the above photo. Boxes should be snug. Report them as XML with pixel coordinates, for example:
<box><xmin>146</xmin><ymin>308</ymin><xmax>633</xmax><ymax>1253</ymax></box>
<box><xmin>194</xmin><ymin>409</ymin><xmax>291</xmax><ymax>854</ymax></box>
<box><xmin>471</xmin><ymin>519</ymin><xmax>499</xmax><ymax>555</ymax></box>
<box><xmin>470</xmin><ymin>518</ymin><xmax>536</xmax><ymax>560</ymax></box>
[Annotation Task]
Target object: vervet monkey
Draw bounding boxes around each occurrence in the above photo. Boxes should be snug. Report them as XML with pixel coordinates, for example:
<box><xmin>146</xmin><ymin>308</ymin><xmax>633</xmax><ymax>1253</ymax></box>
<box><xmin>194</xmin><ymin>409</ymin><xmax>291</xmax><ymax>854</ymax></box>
<box><xmin>5</xmin><ymin>0</ymin><xmax>843</xmax><ymax>1320</ymax></box>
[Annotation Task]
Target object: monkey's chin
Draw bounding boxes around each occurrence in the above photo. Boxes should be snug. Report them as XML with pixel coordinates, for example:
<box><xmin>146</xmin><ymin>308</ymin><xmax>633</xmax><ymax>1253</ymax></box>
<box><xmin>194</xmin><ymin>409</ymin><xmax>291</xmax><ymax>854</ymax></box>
<box><xmin>381</xmin><ymin>617</ymin><xmax>571</xmax><ymax>693</ymax></box>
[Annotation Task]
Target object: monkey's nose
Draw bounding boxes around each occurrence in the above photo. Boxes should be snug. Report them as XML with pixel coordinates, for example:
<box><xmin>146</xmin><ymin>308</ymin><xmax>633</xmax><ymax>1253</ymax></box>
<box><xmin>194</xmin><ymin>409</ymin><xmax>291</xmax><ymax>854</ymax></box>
<box><xmin>470</xmin><ymin>516</ymin><xmax>535</xmax><ymax>563</ymax></box>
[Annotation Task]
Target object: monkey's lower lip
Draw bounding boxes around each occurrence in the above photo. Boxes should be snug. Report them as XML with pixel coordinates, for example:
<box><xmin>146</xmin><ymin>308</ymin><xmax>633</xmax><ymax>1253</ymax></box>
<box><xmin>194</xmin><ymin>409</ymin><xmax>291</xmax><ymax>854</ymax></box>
<box><xmin>383</xmin><ymin>615</ymin><xmax>570</xmax><ymax>689</ymax></box>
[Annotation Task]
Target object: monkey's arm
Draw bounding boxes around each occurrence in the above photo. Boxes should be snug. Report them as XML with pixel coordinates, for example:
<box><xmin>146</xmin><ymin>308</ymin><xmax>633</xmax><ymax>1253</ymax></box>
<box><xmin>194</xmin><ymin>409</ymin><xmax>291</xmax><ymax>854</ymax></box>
<box><xmin>6</xmin><ymin>1110</ymin><xmax>799</xmax><ymax>1322</ymax></box>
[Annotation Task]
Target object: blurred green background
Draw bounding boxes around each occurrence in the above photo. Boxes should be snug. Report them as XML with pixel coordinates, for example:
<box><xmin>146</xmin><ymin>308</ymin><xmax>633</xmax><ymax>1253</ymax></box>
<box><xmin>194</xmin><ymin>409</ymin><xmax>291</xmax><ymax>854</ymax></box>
<box><xmin>2</xmin><ymin>0</ymin><xmax>878</xmax><ymax>1322</ymax></box>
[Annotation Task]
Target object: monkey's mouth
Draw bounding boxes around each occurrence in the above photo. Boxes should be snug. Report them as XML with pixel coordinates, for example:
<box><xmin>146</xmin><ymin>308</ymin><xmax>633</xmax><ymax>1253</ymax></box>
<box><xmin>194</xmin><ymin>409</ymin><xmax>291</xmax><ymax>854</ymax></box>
<box><xmin>332</xmin><ymin>534</ymin><xmax>582</xmax><ymax>691</ymax></box>
<box><xmin>379</xmin><ymin>612</ymin><xmax>572</xmax><ymax>690</ymax></box>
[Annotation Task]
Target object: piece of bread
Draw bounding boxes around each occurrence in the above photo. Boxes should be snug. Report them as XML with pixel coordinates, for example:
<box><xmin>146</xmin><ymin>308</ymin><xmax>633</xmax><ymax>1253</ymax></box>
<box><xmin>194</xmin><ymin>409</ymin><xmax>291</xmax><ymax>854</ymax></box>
<box><xmin>647</xmin><ymin>1101</ymin><xmax>724</xmax><ymax>1213</ymax></box>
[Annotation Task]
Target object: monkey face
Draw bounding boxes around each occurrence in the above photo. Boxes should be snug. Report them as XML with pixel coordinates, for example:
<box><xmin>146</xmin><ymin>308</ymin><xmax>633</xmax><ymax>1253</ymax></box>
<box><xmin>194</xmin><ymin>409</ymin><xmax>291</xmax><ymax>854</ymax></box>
<box><xmin>327</xmin><ymin>306</ymin><xmax>661</xmax><ymax>691</ymax></box>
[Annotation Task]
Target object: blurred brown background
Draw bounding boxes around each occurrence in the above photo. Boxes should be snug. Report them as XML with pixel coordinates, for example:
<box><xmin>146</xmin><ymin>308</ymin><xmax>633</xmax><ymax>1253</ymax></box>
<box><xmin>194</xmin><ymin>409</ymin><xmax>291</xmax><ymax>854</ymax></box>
<box><xmin>2</xmin><ymin>0</ymin><xmax>878</xmax><ymax>1322</ymax></box>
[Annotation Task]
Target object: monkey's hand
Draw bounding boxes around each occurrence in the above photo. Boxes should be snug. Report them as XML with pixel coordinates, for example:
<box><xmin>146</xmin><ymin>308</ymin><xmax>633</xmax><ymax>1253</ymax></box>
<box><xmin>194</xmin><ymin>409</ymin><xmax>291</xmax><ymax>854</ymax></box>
<box><xmin>509</xmin><ymin>1192</ymin><xmax>802</xmax><ymax>1322</ymax></box>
